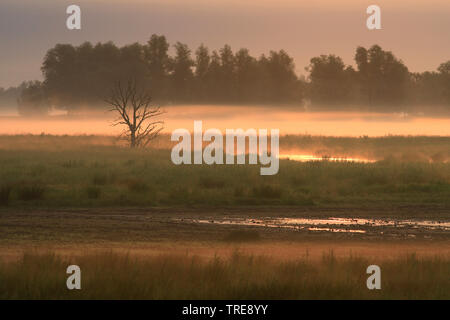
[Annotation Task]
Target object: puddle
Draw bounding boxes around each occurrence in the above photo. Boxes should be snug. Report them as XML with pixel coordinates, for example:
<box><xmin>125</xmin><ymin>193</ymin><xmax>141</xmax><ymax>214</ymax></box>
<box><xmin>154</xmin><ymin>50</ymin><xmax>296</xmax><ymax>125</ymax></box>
<box><xmin>276</xmin><ymin>217</ymin><xmax>450</xmax><ymax>229</ymax></box>
<box><xmin>307</xmin><ymin>227</ymin><xmax>366</xmax><ymax>233</ymax></box>
<box><xmin>176</xmin><ymin>217</ymin><xmax>450</xmax><ymax>235</ymax></box>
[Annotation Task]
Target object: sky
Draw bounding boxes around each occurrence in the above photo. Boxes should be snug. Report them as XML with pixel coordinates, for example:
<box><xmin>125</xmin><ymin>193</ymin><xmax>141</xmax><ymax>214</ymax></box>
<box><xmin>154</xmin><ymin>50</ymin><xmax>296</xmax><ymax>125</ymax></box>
<box><xmin>0</xmin><ymin>0</ymin><xmax>449</xmax><ymax>88</ymax></box>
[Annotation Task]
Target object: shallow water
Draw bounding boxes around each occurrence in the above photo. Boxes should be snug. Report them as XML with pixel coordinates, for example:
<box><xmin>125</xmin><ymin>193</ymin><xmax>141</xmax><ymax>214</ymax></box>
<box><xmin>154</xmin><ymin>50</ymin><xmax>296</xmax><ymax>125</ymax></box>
<box><xmin>278</xmin><ymin>154</ymin><xmax>376</xmax><ymax>163</ymax></box>
<box><xmin>179</xmin><ymin>216</ymin><xmax>450</xmax><ymax>235</ymax></box>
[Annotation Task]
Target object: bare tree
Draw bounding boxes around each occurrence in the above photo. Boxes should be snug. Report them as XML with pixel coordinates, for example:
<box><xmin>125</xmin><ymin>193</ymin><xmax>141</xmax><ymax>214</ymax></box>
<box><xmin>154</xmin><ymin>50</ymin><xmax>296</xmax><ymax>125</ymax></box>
<box><xmin>106</xmin><ymin>80</ymin><xmax>164</xmax><ymax>148</ymax></box>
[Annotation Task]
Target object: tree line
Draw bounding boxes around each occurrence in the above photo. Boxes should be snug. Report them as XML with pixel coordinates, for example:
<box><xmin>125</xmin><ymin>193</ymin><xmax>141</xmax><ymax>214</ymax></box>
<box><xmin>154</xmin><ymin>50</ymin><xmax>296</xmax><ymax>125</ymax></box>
<box><xmin>1</xmin><ymin>34</ymin><xmax>448</xmax><ymax>115</ymax></box>
<box><xmin>307</xmin><ymin>46</ymin><xmax>450</xmax><ymax>109</ymax></box>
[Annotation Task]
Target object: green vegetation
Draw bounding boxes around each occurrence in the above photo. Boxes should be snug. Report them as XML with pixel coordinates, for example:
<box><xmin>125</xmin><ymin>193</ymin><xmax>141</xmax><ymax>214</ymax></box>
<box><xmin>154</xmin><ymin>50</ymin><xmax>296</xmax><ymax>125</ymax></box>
<box><xmin>0</xmin><ymin>135</ymin><xmax>449</xmax><ymax>208</ymax></box>
<box><xmin>0</xmin><ymin>251</ymin><xmax>448</xmax><ymax>299</ymax></box>
<box><xmin>9</xmin><ymin>35</ymin><xmax>450</xmax><ymax>114</ymax></box>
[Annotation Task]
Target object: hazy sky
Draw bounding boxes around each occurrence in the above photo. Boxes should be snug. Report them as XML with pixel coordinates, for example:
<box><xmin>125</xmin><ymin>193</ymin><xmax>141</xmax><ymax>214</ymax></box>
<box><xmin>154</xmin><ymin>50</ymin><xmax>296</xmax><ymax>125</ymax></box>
<box><xmin>0</xmin><ymin>0</ymin><xmax>449</xmax><ymax>88</ymax></box>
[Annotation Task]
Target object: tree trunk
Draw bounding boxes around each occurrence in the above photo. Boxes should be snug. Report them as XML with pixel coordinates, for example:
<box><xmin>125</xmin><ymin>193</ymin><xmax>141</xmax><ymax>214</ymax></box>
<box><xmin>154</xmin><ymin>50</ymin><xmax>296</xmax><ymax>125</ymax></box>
<box><xmin>130</xmin><ymin>131</ymin><xmax>136</xmax><ymax>148</ymax></box>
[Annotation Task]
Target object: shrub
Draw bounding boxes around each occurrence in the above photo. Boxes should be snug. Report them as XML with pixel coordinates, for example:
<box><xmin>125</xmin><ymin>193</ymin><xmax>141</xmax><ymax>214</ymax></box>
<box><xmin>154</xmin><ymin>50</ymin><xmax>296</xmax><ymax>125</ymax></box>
<box><xmin>86</xmin><ymin>186</ymin><xmax>102</xmax><ymax>199</ymax></box>
<box><xmin>127</xmin><ymin>179</ymin><xmax>149</xmax><ymax>193</ymax></box>
<box><xmin>92</xmin><ymin>173</ymin><xmax>108</xmax><ymax>185</ymax></box>
<box><xmin>199</xmin><ymin>177</ymin><xmax>225</xmax><ymax>189</ymax></box>
<box><xmin>252</xmin><ymin>185</ymin><xmax>282</xmax><ymax>199</ymax></box>
<box><xmin>0</xmin><ymin>184</ymin><xmax>13</xmax><ymax>205</ymax></box>
<box><xmin>17</xmin><ymin>183</ymin><xmax>45</xmax><ymax>201</ymax></box>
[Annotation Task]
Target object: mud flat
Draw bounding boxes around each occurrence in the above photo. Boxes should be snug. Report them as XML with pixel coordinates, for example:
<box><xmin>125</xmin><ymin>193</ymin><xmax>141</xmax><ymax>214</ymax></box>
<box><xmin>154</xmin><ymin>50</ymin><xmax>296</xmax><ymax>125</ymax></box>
<box><xmin>0</xmin><ymin>206</ymin><xmax>449</xmax><ymax>245</ymax></box>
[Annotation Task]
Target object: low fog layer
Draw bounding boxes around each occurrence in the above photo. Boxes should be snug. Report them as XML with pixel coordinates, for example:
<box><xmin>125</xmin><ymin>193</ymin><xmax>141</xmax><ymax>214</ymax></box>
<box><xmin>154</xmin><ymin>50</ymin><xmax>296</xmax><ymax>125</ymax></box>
<box><xmin>0</xmin><ymin>107</ymin><xmax>449</xmax><ymax>137</ymax></box>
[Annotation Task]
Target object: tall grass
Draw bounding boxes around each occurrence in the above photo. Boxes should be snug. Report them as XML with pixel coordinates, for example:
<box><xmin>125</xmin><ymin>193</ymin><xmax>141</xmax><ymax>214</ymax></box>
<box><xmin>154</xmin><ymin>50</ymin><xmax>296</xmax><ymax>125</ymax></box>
<box><xmin>0</xmin><ymin>251</ymin><xmax>448</xmax><ymax>299</ymax></box>
<box><xmin>0</xmin><ymin>135</ymin><xmax>449</xmax><ymax>207</ymax></box>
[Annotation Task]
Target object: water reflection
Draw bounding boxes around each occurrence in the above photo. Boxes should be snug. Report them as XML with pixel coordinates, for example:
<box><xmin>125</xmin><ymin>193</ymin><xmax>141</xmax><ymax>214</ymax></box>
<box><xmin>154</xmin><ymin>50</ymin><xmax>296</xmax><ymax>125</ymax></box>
<box><xmin>279</xmin><ymin>154</ymin><xmax>376</xmax><ymax>163</ymax></box>
<box><xmin>177</xmin><ymin>216</ymin><xmax>450</xmax><ymax>234</ymax></box>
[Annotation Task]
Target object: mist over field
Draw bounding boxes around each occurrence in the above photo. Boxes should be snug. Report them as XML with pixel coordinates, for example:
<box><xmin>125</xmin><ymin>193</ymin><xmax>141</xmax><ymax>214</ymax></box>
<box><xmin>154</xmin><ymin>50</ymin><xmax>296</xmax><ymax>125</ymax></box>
<box><xmin>0</xmin><ymin>0</ymin><xmax>449</xmax><ymax>301</ymax></box>
<box><xmin>0</xmin><ymin>107</ymin><xmax>450</xmax><ymax>137</ymax></box>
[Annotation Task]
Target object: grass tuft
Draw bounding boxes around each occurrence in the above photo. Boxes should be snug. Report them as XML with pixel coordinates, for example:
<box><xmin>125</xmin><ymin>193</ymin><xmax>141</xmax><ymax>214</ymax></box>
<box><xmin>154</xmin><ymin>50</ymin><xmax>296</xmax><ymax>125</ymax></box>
<box><xmin>0</xmin><ymin>184</ymin><xmax>13</xmax><ymax>205</ymax></box>
<box><xmin>17</xmin><ymin>183</ymin><xmax>46</xmax><ymax>201</ymax></box>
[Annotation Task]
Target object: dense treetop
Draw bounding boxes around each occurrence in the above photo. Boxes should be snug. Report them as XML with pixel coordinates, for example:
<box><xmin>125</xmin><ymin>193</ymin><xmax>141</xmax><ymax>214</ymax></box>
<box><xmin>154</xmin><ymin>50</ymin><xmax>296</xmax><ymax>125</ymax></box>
<box><xmin>0</xmin><ymin>34</ymin><xmax>448</xmax><ymax>115</ymax></box>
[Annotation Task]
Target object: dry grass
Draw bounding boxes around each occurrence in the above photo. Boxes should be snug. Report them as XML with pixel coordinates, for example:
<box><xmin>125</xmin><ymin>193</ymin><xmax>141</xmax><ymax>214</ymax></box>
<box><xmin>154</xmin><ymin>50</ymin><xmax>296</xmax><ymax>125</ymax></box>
<box><xmin>0</xmin><ymin>250</ymin><xmax>448</xmax><ymax>299</ymax></box>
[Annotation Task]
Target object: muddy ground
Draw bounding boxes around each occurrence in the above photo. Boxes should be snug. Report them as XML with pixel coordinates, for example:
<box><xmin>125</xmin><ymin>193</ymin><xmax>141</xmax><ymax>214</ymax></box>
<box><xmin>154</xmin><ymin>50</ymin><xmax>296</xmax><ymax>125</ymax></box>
<box><xmin>0</xmin><ymin>206</ymin><xmax>449</xmax><ymax>262</ymax></box>
<box><xmin>1</xmin><ymin>205</ymin><xmax>449</xmax><ymax>242</ymax></box>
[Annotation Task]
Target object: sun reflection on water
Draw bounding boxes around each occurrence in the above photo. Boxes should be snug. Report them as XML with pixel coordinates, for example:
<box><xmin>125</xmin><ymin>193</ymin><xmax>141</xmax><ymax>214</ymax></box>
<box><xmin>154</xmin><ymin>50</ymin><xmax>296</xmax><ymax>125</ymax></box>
<box><xmin>278</xmin><ymin>154</ymin><xmax>376</xmax><ymax>163</ymax></box>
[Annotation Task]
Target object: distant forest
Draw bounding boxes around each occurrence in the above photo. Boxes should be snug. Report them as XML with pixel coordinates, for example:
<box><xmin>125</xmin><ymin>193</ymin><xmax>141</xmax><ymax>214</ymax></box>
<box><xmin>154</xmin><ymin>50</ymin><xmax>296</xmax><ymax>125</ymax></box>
<box><xmin>1</xmin><ymin>34</ymin><xmax>449</xmax><ymax>115</ymax></box>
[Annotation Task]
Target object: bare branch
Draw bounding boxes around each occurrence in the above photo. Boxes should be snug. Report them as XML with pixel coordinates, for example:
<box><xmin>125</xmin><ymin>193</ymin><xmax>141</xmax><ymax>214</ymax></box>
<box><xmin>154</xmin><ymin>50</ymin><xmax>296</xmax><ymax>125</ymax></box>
<box><xmin>105</xmin><ymin>80</ymin><xmax>165</xmax><ymax>148</ymax></box>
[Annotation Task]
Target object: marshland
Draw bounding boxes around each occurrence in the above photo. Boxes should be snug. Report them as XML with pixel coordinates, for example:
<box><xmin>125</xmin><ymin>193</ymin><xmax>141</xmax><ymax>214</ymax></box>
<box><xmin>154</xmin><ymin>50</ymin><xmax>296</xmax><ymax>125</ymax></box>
<box><xmin>1</xmin><ymin>21</ymin><xmax>449</xmax><ymax>299</ymax></box>
<box><xmin>0</xmin><ymin>133</ymin><xmax>449</xmax><ymax>299</ymax></box>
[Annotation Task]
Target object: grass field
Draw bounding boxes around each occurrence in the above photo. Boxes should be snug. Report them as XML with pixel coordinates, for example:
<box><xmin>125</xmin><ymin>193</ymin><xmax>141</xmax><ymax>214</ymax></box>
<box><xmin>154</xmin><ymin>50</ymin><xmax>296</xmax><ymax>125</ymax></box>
<box><xmin>0</xmin><ymin>250</ymin><xmax>448</xmax><ymax>299</ymax></box>
<box><xmin>0</xmin><ymin>134</ymin><xmax>448</xmax><ymax>300</ymax></box>
<box><xmin>0</xmin><ymin>134</ymin><xmax>449</xmax><ymax>208</ymax></box>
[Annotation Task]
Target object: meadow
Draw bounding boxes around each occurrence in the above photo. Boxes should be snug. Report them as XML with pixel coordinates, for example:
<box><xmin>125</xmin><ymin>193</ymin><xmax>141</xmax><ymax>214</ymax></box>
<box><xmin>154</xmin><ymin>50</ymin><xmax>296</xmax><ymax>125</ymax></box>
<box><xmin>0</xmin><ymin>134</ymin><xmax>449</xmax><ymax>300</ymax></box>
<box><xmin>0</xmin><ymin>134</ymin><xmax>449</xmax><ymax>208</ymax></box>
<box><xmin>0</xmin><ymin>250</ymin><xmax>448</xmax><ymax>299</ymax></box>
